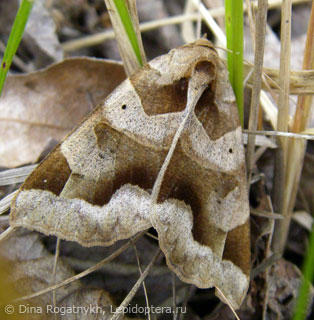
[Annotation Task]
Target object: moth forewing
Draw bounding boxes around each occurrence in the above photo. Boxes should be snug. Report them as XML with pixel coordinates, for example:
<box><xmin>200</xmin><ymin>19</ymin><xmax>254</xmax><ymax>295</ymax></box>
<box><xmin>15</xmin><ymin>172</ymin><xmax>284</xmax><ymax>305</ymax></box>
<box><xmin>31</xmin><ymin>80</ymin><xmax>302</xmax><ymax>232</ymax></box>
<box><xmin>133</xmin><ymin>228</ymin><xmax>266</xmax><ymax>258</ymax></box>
<box><xmin>10</xmin><ymin>39</ymin><xmax>250</xmax><ymax>310</ymax></box>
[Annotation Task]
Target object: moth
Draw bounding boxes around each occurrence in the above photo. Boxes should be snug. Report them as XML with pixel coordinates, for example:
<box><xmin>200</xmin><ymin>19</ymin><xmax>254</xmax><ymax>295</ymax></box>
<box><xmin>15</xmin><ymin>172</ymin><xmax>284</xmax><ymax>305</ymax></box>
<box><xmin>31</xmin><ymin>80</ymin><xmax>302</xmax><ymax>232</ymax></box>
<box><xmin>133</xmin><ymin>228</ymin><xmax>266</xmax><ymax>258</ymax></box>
<box><xmin>10</xmin><ymin>39</ymin><xmax>250</xmax><ymax>309</ymax></box>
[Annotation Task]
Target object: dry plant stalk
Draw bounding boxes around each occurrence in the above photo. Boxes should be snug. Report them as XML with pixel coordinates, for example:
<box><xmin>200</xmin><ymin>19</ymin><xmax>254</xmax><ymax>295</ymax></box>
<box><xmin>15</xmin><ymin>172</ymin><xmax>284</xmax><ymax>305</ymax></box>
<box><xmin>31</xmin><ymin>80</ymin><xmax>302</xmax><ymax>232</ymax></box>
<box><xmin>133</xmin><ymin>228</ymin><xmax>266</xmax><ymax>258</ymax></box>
<box><xmin>190</xmin><ymin>0</ymin><xmax>226</xmax><ymax>47</ymax></box>
<box><xmin>273</xmin><ymin>2</ymin><xmax>314</xmax><ymax>253</ymax></box>
<box><xmin>272</xmin><ymin>0</ymin><xmax>293</xmax><ymax>253</ymax></box>
<box><xmin>246</xmin><ymin>0</ymin><xmax>268</xmax><ymax>184</ymax></box>
<box><xmin>182</xmin><ymin>0</ymin><xmax>199</xmax><ymax>43</ymax></box>
<box><xmin>243</xmin><ymin>66</ymin><xmax>314</xmax><ymax>95</ymax></box>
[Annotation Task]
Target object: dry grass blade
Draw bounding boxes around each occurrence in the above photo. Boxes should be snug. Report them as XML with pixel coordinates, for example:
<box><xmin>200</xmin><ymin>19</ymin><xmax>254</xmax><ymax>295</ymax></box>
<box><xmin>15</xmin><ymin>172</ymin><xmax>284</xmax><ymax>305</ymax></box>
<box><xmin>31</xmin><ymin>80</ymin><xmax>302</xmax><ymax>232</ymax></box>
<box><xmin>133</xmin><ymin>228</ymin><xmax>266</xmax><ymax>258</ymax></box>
<box><xmin>63</xmin><ymin>0</ymin><xmax>310</xmax><ymax>52</ymax></box>
<box><xmin>182</xmin><ymin>0</ymin><xmax>197</xmax><ymax>43</ymax></box>
<box><xmin>276</xmin><ymin>0</ymin><xmax>293</xmax><ymax>133</ymax></box>
<box><xmin>293</xmin><ymin>211</ymin><xmax>313</xmax><ymax>232</ymax></box>
<box><xmin>145</xmin><ymin>232</ymin><xmax>159</xmax><ymax>242</ymax></box>
<box><xmin>104</xmin><ymin>0</ymin><xmax>145</xmax><ymax>76</ymax></box>
<box><xmin>172</xmin><ymin>273</ymin><xmax>178</xmax><ymax>320</ymax></box>
<box><xmin>0</xmin><ymin>215</ymin><xmax>9</xmax><ymax>223</ymax></box>
<box><xmin>0</xmin><ymin>190</ymin><xmax>18</xmax><ymax>215</ymax></box>
<box><xmin>0</xmin><ymin>226</ymin><xmax>16</xmax><ymax>242</ymax></box>
<box><xmin>244</xmin><ymin>59</ymin><xmax>303</xmax><ymax>125</ymax></box>
<box><xmin>272</xmin><ymin>0</ymin><xmax>292</xmax><ymax>254</ymax></box>
<box><xmin>178</xmin><ymin>285</ymin><xmax>193</xmax><ymax>320</ymax></box>
<box><xmin>14</xmin><ymin>231</ymin><xmax>146</xmax><ymax>302</ymax></box>
<box><xmin>133</xmin><ymin>245</ymin><xmax>151</xmax><ymax>320</ymax></box>
<box><xmin>246</xmin><ymin>0</ymin><xmax>268</xmax><ymax>184</ymax></box>
<box><xmin>191</xmin><ymin>0</ymin><xmax>226</xmax><ymax>47</ymax></box>
<box><xmin>0</xmin><ymin>164</ymin><xmax>37</xmax><ymax>186</ymax></box>
<box><xmin>303</xmin><ymin>128</ymin><xmax>314</xmax><ymax>134</ymax></box>
<box><xmin>262</xmin><ymin>195</ymin><xmax>276</xmax><ymax>319</ymax></box>
<box><xmin>243</xmin><ymin>65</ymin><xmax>314</xmax><ymax>95</ymax></box>
<box><xmin>215</xmin><ymin>286</ymin><xmax>241</xmax><ymax>320</ymax></box>
<box><xmin>0</xmin><ymin>39</ymin><xmax>30</xmax><ymax>72</ymax></box>
<box><xmin>251</xmin><ymin>253</ymin><xmax>282</xmax><ymax>279</ymax></box>
<box><xmin>260</xmin><ymin>90</ymin><xmax>278</xmax><ymax>130</ymax></box>
<box><xmin>243</xmin><ymin>129</ymin><xmax>314</xmax><ymax>140</ymax></box>
<box><xmin>273</xmin><ymin>1</ymin><xmax>314</xmax><ymax>254</ymax></box>
<box><xmin>52</xmin><ymin>237</ymin><xmax>61</xmax><ymax>316</ymax></box>
<box><xmin>111</xmin><ymin>248</ymin><xmax>161</xmax><ymax>320</ymax></box>
<box><xmin>242</xmin><ymin>133</ymin><xmax>277</xmax><ymax>148</ymax></box>
<box><xmin>245</xmin><ymin>0</ymin><xmax>256</xmax><ymax>48</ymax></box>
<box><xmin>62</xmin><ymin>13</ymin><xmax>196</xmax><ymax>52</ymax></box>
<box><xmin>250</xmin><ymin>209</ymin><xmax>283</xmax><ymax>219</ymax></box>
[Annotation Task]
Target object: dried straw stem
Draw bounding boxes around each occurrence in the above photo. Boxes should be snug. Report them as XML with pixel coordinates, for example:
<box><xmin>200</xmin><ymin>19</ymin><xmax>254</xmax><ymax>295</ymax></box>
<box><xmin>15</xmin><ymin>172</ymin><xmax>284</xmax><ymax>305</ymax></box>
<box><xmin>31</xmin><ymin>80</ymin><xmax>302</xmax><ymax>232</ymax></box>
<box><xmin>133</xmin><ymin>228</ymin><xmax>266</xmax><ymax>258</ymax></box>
<box><xmin>273</xmin><ymin>2</ymin><xmax>314</xmax><ymax>253</ymax></box>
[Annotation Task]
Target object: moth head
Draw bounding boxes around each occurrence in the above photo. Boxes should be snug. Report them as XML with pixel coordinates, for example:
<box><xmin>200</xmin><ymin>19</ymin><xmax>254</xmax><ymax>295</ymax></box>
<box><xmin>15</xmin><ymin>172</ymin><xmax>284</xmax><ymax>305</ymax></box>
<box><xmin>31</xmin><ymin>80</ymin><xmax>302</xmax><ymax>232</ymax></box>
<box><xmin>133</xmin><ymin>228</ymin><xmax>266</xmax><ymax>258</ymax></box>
<box><xmin>192</xmin><ymin>60</ymin><xmax>216</xmax><ymax>80</ymax></box>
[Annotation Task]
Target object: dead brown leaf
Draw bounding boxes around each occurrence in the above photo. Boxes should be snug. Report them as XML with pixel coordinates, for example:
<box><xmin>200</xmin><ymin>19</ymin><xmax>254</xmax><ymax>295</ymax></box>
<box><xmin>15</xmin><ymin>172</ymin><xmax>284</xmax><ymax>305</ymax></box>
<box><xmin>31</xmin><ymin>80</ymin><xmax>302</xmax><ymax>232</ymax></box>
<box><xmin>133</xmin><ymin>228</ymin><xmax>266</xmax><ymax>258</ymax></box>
<box><xmin>0</xmin><ymin>230</ymin><xmax>139</xmax><ymax>319</ymax></box>
<box><xmin>0</xmin><ymin>58</ymin><xmax>125</xmax><ymax>167</ymax></box>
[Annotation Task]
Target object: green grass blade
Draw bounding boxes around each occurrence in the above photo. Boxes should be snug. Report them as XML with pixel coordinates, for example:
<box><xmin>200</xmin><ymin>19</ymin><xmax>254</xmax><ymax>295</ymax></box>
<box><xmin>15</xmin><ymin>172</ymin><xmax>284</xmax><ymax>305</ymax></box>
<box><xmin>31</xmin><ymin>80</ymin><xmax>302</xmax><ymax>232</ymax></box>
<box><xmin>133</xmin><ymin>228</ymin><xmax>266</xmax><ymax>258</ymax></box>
<box><xmin>293</xmin><ymin>221</ymin><xmax>314</xmax><ymax>320</ymax></box>
<box><xmin>113</xmin><ymin>0</ymin><xmax>143</xmax><ymax>66</ymax></box>
<box><xmin>225</xmin><ymin>0</ymin><xmax>244</xmax><ymax>126</ymax></box>
<box><xmin>0</xmin><ymin>0</ymin><xmax>34</xmax><ymax>97</ymax></box>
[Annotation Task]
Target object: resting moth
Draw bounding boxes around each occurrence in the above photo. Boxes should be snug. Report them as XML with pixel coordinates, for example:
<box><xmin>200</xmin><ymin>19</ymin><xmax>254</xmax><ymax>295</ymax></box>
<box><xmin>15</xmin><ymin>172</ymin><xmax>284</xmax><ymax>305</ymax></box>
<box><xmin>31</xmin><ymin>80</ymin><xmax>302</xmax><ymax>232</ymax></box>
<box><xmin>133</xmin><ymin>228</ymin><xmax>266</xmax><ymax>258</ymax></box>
<box><xmin>10</xmin><ymin>39</ymin><xmax>250</xmax><ymax>309</ymax></box>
